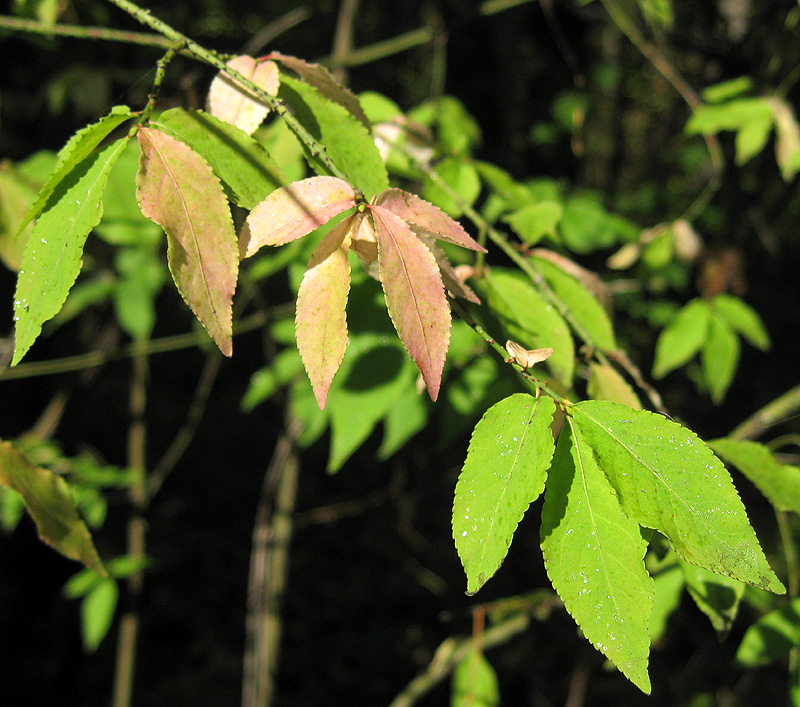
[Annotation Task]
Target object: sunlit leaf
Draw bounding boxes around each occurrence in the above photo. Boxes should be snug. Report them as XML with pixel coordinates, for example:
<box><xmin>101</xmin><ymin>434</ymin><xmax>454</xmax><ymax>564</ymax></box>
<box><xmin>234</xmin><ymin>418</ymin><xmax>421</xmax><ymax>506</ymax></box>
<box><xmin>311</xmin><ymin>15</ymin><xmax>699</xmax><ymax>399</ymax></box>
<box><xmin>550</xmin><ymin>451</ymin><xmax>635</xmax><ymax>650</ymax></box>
<box><xmin>207</xmin><ymin>55</ymin><xmax>279</xmax><ymax>135</ymax></box>
<box><xmin>370</xmin><ymin>205</ymin><xmax>450</xmax><ymax>401</ymax></box>
<box><xmin>241</xmin><ymin>176</ymin><xmax>356</xmax><ymax>257</ymax></box>
<box><xmin>296</xmin><ymin>215</ymin><xmax>357</xmax><ymax>408</ymax></box>
<box><xmin>454</xmin><ymin>394</ymin><xmax>555</xmax><ymax>594</ymax></box>
<box><xmin>156</xmin><ymin>108</ymin><xmax>284</xmax><ymax>209</ymax></box>
<box><xmin>571</xmin><ymin>401</ymin><xmax>785</xmax><ymax>593</ymax></box>
<box><xmin>541</xmin><ymin>422</ymin><xmax>653</xmax><ymax>694</ymax></box>
<box><xmin>709</xmin><ymin>438</ymin><xmax>800</xmax><ymax>515</ymax></box>
<box><xmin>587</xmin><ymin>361</ymin><xmax>642</xmax><ymax>409</ymax></box>
<box><xmin>374</xmin><ymin>188</ymin><xmax>485</xmax><ymax>252</ymax></box>
<box><xmin>81</xmin><ymin>578</ymin><xmax>118</xmax><ymax>652</ymax></box>
<box><xmin>136</xmin><ymin>128</ymin><xmax>238</xmax><ymax>356</ymax></box>
<box><xmin>735</xmin><ymin>111</ymin><xmax>773</xmax><ymax>165</ymax></box>
<box><xmin>649</xmin><ymin>563</ymin><xmax>683</xmax><ymax>642</ymax></box>
<box><xmin>0</xmin><ymin>440</ymin><xmax>104</xmax><ymax>574</ymax></box>
<box><xmin>13</xmin><ymin>137</ymin><xmax>129</xmax><ymax>365</ymax></box>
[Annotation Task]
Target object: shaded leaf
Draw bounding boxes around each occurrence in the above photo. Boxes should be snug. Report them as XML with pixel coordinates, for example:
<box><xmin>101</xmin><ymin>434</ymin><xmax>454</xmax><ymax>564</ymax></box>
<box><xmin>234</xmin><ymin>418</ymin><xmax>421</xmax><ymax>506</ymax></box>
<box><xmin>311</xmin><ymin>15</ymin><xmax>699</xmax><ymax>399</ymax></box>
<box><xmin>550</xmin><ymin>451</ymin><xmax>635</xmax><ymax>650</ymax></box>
<box><xmin>370</xmin><ymin>205</ymin><xmax>451</xmax><ymax>401</ymax></box>
<box><xmin>136</xmin><ymin>128</ymin><xmax>238</xmax><ymax>356</ymax></box>
<box><xmin>377</xmin><ymin>385</ymin><xmax>428</xmax><ymax>459</ymax></box>
<box><xmin>156</xmin><ymin>108</ymin><xmax>284</xmax><ymax>209</ymax></box>
<box><xmin>503</xmin><ymin>201</ymin><xmax>563</xmax><ymax>244</ymax></box>
<box><xmin>541</xmin><ymin>422</ymin><xmax>653</xmax><ymax>693</ymax></box>
<box><xmin>701</xmin><ymin>313</ymin><xmax>739</xmax><ymax>404</ymax></box>
<box><xmin>278</xmin><ymin>74</ymin><xmax>388</xmax><ymax>198</ymax></box>
<box><xmin>680</xmin><ymin>558</ymin><xmax>744</xmax><ymax>636</ymax></box>
<box><xmin>652</xmin><ymin>298</ymin><xmax>710</xmax><ymax>378</ymax></box>
<box><xmin>374</xmin><ymin>188</ymin><xmax>485</xmax><ymax>252</ymax></box>
<box><xmin>296</xmin><ymin>215</ymin><xmax>357</xmax><ymax>408</ymax></box>
<box><xmin>769</xmin><ymin>97</ymin><xmax>800</xmax><ymax>180</ymax></box>
<box><xmin>532</xmin><ymin>254</ymin><xmax>616</xmax><ymax>351</ymax></box>
<box><xmin>736</xmin><ymin>598</ymin><xmax>800</xmax><ymax>667</ymax></box>
<box><xmin>0</xmin><ymin>440</ymin><xmax>104</xmax><ymax>574</ymax></box>
<box><xmin>241</xmin><ymin>176</ymin><xmax>356</xmax><ymax>257</ymax></box>
<box><xmin>571</xmin><ymin>401</ymin><xmax>785</xmax><ymax>593</ymax></box>
<box><xmin>587</xmin><ymin>361</ymin><xmax>642</xmax><ymax>409</ymax></box>
<box><xmin>206</xmin><ymin>55</ymin><xmax>279</xmax><ymax>135</ymax></box>
<box><xmin>480</xmin><ymin>268</ymin><xmax>574</xmax><ymax>387</ymax></box>
<box><xmin>0</xmin><ymin>165</ymin><xmax>39</xmax><ymax>271</ymax></box>
<box><xmin>451</xmin><ymin>647</ymin><xmax>500</xmax><ymax>707</ymax></box>
<box><xmin>267</xmin><ymin>51</ymin><xmax>370</xmax><ymax>128</ymax></box>
<box><xmin>13</xmin><ymin>138</ymin><xmax>129</xmax><ymax>365</ymax></box>
<box><xmin>711</xmin><ymin>293</ymin><xmax>770</xmax><ymax>350</ymax></box>
<box><xmin>454</xmin><ymin>394</ymin><xmax>555</xmax><ymax>594</ymax></box>
<box><xmin>709</xmin><ymin>438</ymin><xmax>800</xmax><ymax>515</ymax></box>
<box><xmin>17</xmin><ymin>106</ymin><xmax>133</xmax><ymax>234</ymax></box>
<box><xmin>81</xmin><ymin>578</ymin><xmax>118</xmax><ymax>652</ymax></box>
<box><xmin>735</xmin><ymin>111</ymin><xmax>773</xmax><ymax>165</ymax></box>
<box><xmin>649</xmin><ymin>563</ymin><xmax>684</xmax><ymax>642</ymax></box>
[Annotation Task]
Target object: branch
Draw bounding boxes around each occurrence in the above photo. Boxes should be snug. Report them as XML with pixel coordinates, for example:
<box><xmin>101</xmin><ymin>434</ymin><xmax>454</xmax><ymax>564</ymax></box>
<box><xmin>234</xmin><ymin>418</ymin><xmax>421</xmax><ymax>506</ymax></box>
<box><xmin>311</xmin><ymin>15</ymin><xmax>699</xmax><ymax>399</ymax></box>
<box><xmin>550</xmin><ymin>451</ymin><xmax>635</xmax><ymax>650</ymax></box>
<box><xmin>729</xmin><ymin>382</ymin><xmax>800</xmax><ymax>441</ymax></box>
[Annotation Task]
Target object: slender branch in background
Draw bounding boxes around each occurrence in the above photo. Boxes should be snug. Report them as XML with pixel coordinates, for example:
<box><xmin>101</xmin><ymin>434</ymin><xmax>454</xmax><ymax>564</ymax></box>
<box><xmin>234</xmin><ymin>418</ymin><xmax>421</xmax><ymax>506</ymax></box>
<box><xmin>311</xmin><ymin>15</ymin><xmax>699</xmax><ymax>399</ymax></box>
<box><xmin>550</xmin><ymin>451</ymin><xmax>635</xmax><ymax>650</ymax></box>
<box><xmin>729</xmin><ymin>382</ymin><xmax>800</xmax><ymax>440</ymax></box>
<box><xmin>112</xmin><ymin>348</ymin><xmax>149</xmax><ymax>707</ymax></box>
<box><xmin>137</xmin><ymin>42</ymin><xmax>186</xmax><ymax>126</ymax></box>
<box><xmin>331</xmin><ymin>0</ymin><xmax>360</xmax><ymax>84</ymax></box>
<box><xmin>0</xmin><ymin>14</ymin><xmax>175</xmax><ymax>48</ymax></box>
<box><xmin>428</xmin><ymin>10</ymin><xmax>447</xmax><ymax>98</ymax></box>
<box><xmin>104</xmin><ymin>0</ymin><xmax>350</xmax><ymax>182</ymax></box>
<box><xmin>242</xmin><ymin>417</ymin><xmax>302</xmax><ymax>707</ymax></box>
<box><xmin>480</xmin><ymin>0</ymin><xmax>536</xmax><ymax>15</ymax></box>
<box><xmin>322</xmin><ymin>27</ymin><xmax>435</xmax><ymax>68</ymax></box>
<box><xmin>243</xmin><ymin>6</ymin><xmax>312</xmax><ymax>55</ymax></box>
<box><xmin>599</xmin><ymin>0</ymin><xmax>724</xmax><ymax>222</ymax></box>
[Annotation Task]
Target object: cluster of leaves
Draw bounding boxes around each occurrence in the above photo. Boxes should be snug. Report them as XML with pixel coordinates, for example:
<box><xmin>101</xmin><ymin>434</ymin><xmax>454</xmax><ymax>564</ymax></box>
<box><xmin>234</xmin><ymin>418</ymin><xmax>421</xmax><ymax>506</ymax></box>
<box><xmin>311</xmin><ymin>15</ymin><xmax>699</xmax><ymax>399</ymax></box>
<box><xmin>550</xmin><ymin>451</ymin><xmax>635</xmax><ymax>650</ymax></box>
<box><xmin>1</xmin><ymin>16</ymin><xmax>797</xmax><ymax>703</ymax></box>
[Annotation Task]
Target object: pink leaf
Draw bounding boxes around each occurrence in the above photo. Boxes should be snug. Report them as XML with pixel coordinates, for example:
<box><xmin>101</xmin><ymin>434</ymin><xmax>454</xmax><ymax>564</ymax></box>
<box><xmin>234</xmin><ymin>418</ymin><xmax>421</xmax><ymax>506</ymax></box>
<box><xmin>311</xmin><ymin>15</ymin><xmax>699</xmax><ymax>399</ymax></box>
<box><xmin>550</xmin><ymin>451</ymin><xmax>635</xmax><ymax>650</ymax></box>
<box><xmin>137</xmin><ymin>128</ymin><xmax>238</xmax><ymax>356</ymax></box>
<box><xmin>241</xmin><ymin>176</ymin><xmax>356</xmax><ymax>258</ymax></box>
<box><xmin>296</xmin><ymin>214</ymin><xmax>360</xmax><ymax>409</ymax></box>
<box><xmin>369</xmin><ymin>205</ymin><xmax>450</xmax><ymax>401</ymax></box>
<box><xmin>207</xmin><ymin>55</ymin><xmax>279</xmax><ymax>135</ymax></box>
<box><xmin>375</xmin><ymin>188</ymin><xmax>486</xmax><ymax>252</ymax></box>
<box><xmin>416</xmin><ymin>232</ymin><xmax>481</xmax><ymax>304</ymax></box>
<box><xmin>266</xmin><ymin>51</ymin><xmax>371</xmax><ymax>129</ymax></box>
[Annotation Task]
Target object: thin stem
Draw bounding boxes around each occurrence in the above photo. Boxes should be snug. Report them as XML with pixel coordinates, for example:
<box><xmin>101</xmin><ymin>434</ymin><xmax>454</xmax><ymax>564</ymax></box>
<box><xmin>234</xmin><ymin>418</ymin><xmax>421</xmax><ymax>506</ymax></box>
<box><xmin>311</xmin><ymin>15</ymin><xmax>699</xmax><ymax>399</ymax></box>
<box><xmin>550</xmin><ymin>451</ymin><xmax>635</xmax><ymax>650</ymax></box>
<box><xmin>243</xmin><ymin>6</ymin><xmax>312</xmax><ymax>55</ymax></box>
<box><xmin>729</xmin><ymin>382</ymin><xmax>800</xmax><ymax>440</ymax></box>
<box><xmin>104</xmin><ymin>0</ymin><xmax>349</xmax><ymax>181</ymax></box>
<box><xmin>479</xmin><ymin>0</ymin><xmax>536</xmax><ymax>15</ymax></box>
<box><xmin>599</xmin><ymin>0</ymin><xmax>724</xmax><ymax>221</ymax></box>
<box><xmin>331</xmin><ymin>0</ymin><xmax>360</xmax><ymax>84</ymax></box>
<box><xmin>322</xmin><ymin>27</ymin><xmax>435</xmax><ymax>68</ymax></box>
<box><xmin>138</xmin><ymin>42</ymin><xmax>186</xmax><ymax>126</ymax></box>
<box><xmin>112</xmin><ymin>348</ymin><xmax>149</xmax><ymax>707</ymax></box>
<box><xmin>0</xmin><ymin>14</ymin><xmax>175</xmax><ymax>48</ymax></box>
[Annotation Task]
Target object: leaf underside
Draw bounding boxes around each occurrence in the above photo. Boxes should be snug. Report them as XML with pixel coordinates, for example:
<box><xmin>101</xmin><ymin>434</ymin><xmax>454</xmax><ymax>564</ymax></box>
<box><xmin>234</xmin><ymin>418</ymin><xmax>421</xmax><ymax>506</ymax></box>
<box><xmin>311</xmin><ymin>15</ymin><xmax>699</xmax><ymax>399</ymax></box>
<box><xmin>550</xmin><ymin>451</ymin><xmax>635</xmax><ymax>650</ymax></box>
<box><xmin>206</xmin><ymin>55</ymin><xmax>279</xmax><ymax>135</ymax></box>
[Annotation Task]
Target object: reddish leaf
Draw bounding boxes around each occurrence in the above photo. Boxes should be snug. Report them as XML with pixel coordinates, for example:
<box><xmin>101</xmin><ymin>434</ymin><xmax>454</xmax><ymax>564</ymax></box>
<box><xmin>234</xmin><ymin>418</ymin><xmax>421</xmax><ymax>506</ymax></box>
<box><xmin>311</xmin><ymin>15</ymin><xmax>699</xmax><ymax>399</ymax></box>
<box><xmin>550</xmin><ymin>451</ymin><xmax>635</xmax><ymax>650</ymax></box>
<box><xmin>375</xmin><ymin>188</ymin><xmax>486</xmax><ymax>252</ymax></box>
<box><xmin>369</xmin><ymin>205</ymin><xmax>450</xmax><ymax>400</ymax></box>
<box><xmin>416</xmin><ymin>232</ymin><xmax>481</xmax><ymax>304</ymax></box>
<box><xmin>241</xmin><ymin>176</ymin><xmax>356</xmax><ymax>258</ymax></box>
<box><xmin>207</xmin><ymin>55</ymin><xmax>279</xmax><ymax>135</ymax></box>
<box><xmin>137</xmin><ymin>128</ymin><xmax>238</xmax><ymax>356</ymax></box>
<box><xmin>0</xmin><ymin>440</ymin><xmax>105</xmax><ymax>575</ymax></box>
<box><xmin>266</xmin><ymin>51</ymin><xmax>371</xmax><ymax>129</ymax></box>
<box><xmin>296</xmin><ymin>215</ymin><xmax>360</xmax><ymax>409</ymax></box>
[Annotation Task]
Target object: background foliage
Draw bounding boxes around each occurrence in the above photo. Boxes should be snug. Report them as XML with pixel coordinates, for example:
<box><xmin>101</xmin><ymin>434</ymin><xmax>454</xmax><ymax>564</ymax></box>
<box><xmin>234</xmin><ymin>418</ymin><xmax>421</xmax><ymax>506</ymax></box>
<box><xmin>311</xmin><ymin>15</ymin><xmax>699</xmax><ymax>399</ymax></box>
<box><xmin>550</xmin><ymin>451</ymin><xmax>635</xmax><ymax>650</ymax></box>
<box><xmin>2</xmin><ymin>1</ymin><xmax>800</xmax><ymax>706</ymax></box>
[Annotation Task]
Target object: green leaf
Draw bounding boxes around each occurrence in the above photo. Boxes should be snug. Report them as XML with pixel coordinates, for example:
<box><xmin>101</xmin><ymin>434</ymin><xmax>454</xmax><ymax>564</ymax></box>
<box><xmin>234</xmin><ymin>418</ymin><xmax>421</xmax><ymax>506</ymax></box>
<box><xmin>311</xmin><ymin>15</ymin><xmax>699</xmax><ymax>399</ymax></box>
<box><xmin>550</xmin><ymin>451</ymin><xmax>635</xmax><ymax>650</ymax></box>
<box><xmin>113</xmin><ymin>246</ymin><xmax>166</xmax><ymax>340</ymax></box>
<box><xmin>377</xmin><ymin>386</ymin><xmax>428</xmax><ymax>459</ymax></box>
<box><xmin>701</xmin><ymin>313</ymin><xmax>739</xmax><ymax>404</ymax></box>
<box><xmin>136</xmin><ymin>128</ymin><xmax>238</xmax><ymax>356</ymax></box>
<box><xmin>649</xmin><ymin>563</ymin><xmax>684</xmax><ymax>642</ymax></box>
<box><xmin>0</xmin><ymin>163</ymin><xmax>40</xmax><ymax>271</ymax></box>
<box><xmin>327</xmin><ymin>334</ymin><xmax>418</xmax><ymax>472</ymax></box>
<box><xmin>652</xmin><ymin>298</ymin><xmax>710</xmax><ymax>378</ymax></box>
<box><xmin>0</xmin><ymin>440</ymin><xmax>105</xmax><ymax>574</ymax></box>
<box><xmin>503</xmin><ymin>201</ymin><xmax>563</xmax><ymax>244</ymax></box>
<box><xmin>155</xmin><ymin>108</ymin><xmax>285</xmax><ymax>210</ymax></box>
<box><xmin>735</xmin><ymin>111</ymin><xmax>773</xmax><ymax>165</ymax></box>
<box><xmin>480</xmin><ymin>268</ymin><xmax>574</xmax><ymax>387</ymax></box>
<box><xmin>571</xmin><ymin>401</ymin><xmax>785</xmax><ymax>594</ymax></box>
<box><xmin>16</xmin><ymin>106</ymin><xmax>133</xmax><ymax>235</ymax></box>
<box><xmin>559</xmin><ymin>195</ymin><xmax>618</xmax><ymax>253</ymax></box>
<box><xmin>711</xmin><ymin>294</ymin><xmax>770</xmax><ymax>350</ymax></box>
<box><xmin>241</xmin><ymin>349</ymin><xmax>304</xmax><ymax>412</ymax></box>
<box><xmin>278</xmin><ymin>74</ymin><xmax>389</xmax><ymax>199</ymax></box>
<box><xmin>736</xmin><ymin>598</ymin><xmax>800</xmax><ymax>667</ymax></box>
<box><xmin>708</xmin><ymin>438</ymin><xmax>800</xmax><ymax>515</ymax></box>
<box><xmin>680</xmin><ymin>558</ymin><xmax>744</xmax><ymax>636</ymax></box>
<box><xmin>454</xmin><ymin>394</ymin><xmax>555</xmax><ymax>595</ymax></box>
<box><xmin>587</xmin><ymin>361</ymin><xmax>642</xmax><ymax>409</ymax></box>
<box><xmin>422</xmin><ymin>157</ymin><xmax>481</xmax><ymax>217</ymax></box>
<box><xmin>451</xmin><ymin>647</ymin><xmax>500</xmax><ymax>707</ymax></box>
<box><xmin>532</xmin><ymin>254</ymin><xmax>616</xmax><ymax>351</ymax></box>
<box><xmin>81</xmin><ymin>578</ymin><xmax>118</xmax><ymax>652</ymax></box>
<box><xmin>702</xmin><ymin>77</ymin><xmax>754</xmax><ymax>103</ymax></box>
<box><xmin>12</xmin><ymin>137</ymin><xmax>130</xmax><ymax>365</ymax></box>
<box><xmin>541</xmin><ymin>422</ymin><xmax>653</xmax><ymax>693</ymax></box>
<box><xmin>686</xmin><ymin>98</ymin><xmax>772</xmax><ymax>135</ymax></box>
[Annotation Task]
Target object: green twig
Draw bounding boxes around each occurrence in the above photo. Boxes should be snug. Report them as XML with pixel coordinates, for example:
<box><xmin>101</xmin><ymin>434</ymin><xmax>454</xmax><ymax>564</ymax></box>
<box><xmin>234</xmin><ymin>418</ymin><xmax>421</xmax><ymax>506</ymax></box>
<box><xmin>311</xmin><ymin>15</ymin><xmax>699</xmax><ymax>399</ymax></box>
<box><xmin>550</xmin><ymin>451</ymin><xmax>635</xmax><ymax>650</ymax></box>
<box><xmin>729</xmin><ymin>382</ymin><xmax>800</xmax><ymax>440</ymax></box>
<box><xmin>322</xmin><ymin>26</ymin><xmax>434</xmax><ymax>69</ymax></box>
<box><xmin>103</xmin><ymin>0</ymin><xmax>349</xmax><ymax>182</ymax></box>
<box><xmin>0</xmin><ymin>14</ymin><xmax>175</xmax><ymax>48</ymax></box>
<box><xmin>138</xmin><ymin>41</ymin><xmax>186</xmax><ymax>126</ymax></box>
